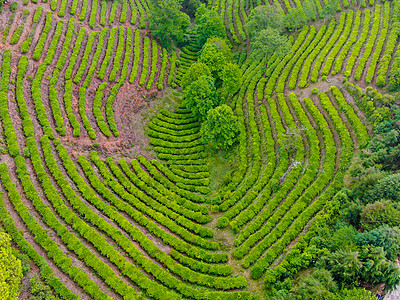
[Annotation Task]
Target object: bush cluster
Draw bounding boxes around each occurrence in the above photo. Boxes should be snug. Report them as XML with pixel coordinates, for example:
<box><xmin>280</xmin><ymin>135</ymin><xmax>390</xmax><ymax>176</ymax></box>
<box><xmin>93</xmin><ymin>82</ymin><xmax>112</xmax><ymax>137</ymax></box>
<box><xmin>310</xmin><ymin>13</ymin><xmax>346</xmax><ymax>83</ymax></box>
<box><xmin>129</xmin><ymin>30</ymin><xmax>142</xmax><ymax>83</ymax></box>
<box><xmin>89</xmin><ymin>0</ymin><xmax>99</xmax><ymax>28</ymax></box>
<box><xmin>321</xmin><ymin>10</ymin><xmax>354</xmax><ymax>77</ymax></box>
<box><xmin>146</xmin><ymin>39</ymin><xmax>159</xmax><ymax>89</ymax></box>
<box><xmin>83</xmin><ymin>27</ymin><xmax>108</xmax><ymax>88</ymax></box>
<box><xmin>0</xmin><ymin>165</ymin><xmax>80</xmax><ymax>300</ymax></box>
<box><xmin>251</xmin><ymin>91</ymin><xmax>353</xmax><ymax>279</ymax></box>
<box><xmin>62</xmin><ymin>80</ymin><xmax>81</xmax><ymax>137</ymax></box>
<box><xmin>98</xmin><ymin>27</ymin><xmax>118</xmax><ymax>80</ymax></box>
<box><xmin>107</xmin><ymin>157</ymin><xmax>210</xmax><ymax>223</ymax></box>
<box><xmin>344</xmin><ymin>9</ymin><xmax>371</xmax><ymax>77</ymax></box>
<box><xmin>78</xmin><ymin>87</ymin><xmax>97</xmax><ymax>139</ymax></box>
<box><xmin>134</xmin><ymin>156</ymin><xmax>206</xmax><ymax>205</ymax></box>
<box><xmin>32</xmin><ymin>12</ymin><xmax>52</xmax><ymax>61</ymax></box>
<box><xmin>365</xmin><ymin>3</ymin><xmax>390</xmax><ymax>84</ymax></box>
<box><xmin>109</xmin><ymin>27</ymin><xmax>125</xmax><ymax>82</ymax></box>
<box><xmin>65</xmin><ymin>28</ymin><xmax>86</xmax><ymax>80</ymax></box>
<box><xmin>332</xmin><ymin>11</ymin><xmax>361</xmax><ymax>75</ymax></box>
<box><xmin>354</xmin><ymin>5</ymin><xmax>381</xmax><ymax>81</ymax></box>
<box><xmin>289</xmin><ymin>25</ymin><xmax>324</xmax><ymax>90</ymax></box>
<box><xmin>265</xmin><ymin>27</ymin><xmax>308</xmax><ymax>96</ymax></box>
<box><xmin>74</xmin><ymin>31</ymin><xmax>97</xmax><ymax>83</ymax></box>
<box><xmin>58</xmin><ymin>0</ymin><xmax>68</xmax><ymax>17</ymax></box>
<box><xmin>20</xmin><ymin>7</ymin><xmax>42</xmax><ymax>53</ymax></box>
<box><xmin>120</xmin><ymin>0</ymin><xmax>127</xmax><ymax>23</ymax></box>
<box><xmin>139</xmin><ymin>36</ymin><xmax>150</xmax><ymax>86</ymax></box>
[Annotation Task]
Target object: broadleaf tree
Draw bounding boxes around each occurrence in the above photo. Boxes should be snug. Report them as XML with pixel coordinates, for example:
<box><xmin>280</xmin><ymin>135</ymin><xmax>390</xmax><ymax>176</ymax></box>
<box><xmin>148</xmin><ymin>0</ymin><xmax>190</xmax><ymax>48</ymax></box>
<box><xmin>195</xmin><ymin>5</ymin><xmax>227</xmax><ymax>46</ymax></box>
<box><xmin>181</xmin><ymin>62</ymin><xmax>211</xmax><ymax>90</ymax></box>
<box><xmin>184</xmin><ymin>75</ymin><xmax>218</xmax><ymax>121</ymax></box>
<box><xmin>201</xmin><ymin>104</ymin><xmax>240</xmax><ymax>150</ymax></box>
<box><xmin>250</xmin><ymin>27</ymin><xmax>292</xmax><ymax>61</ymax></box>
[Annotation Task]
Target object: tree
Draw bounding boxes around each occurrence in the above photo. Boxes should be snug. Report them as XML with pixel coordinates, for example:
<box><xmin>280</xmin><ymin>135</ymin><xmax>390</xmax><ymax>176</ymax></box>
<box><xmin>284</xmin><ymin>7</ymin><xmax>309</xmax><ymax>30</ymax></box>
<box><xmin>302</xmin><ymin>0</ymin><xmax>317</xmax><ymax>21</ymax></box>
<box><xmin>250</xmin><ymin>27</ymin><xmax>292</xmax><ymax>61</ymax></box>
<box><xmin>359</xmin><ymin>201</ymin><xmax>400</xmax><ymax>231</ymax></box>
<box><xmin>321</xmin><ymin>0</ymin><xmax>339</xmax><ymax>19</ymax></box>
<box><xmin>198</xmin><ymin>38</ymin><xmax>232</xmax><ymax>78</ymax></box>
<box><xmin>180</xmin><ymin>62</ymin><xmax>211</xmax><ymax>90</ymax></box>
<box><xmin>359</xmin><ymin>245</ymin><xmax>400</xmax><ymax>290</ymax></box>
<box><xmin>323</xmin><ymin>249</ymin><xmax>363</xmax><ymax>285</ymax></box>
<box><xmin>221</xmin><ymin>63</ymin><xmax>242</xmax><ymax>97</ymax></box>
<box><xmin>148</xmin><ymin>0</ymin><xmax>190</xmax><ymax>48</ymax></box>
<box><xmin>341</xmin><ymin>200</ymin><xmax>363</xmax><ymax>228</ymax></box>
<box><xmin>245</xmin><ymin>5</ymin><xmax>284</xmax><ymax>38</ymax></box>
<box><xmin>195</xmin><ymin>5</ymin><xmax>227</xmax><ymax>46</ymax></box>
<box><xmin>0</xmin><ymin>232</ymin><xmax>23</xmax><ymax>300</ymax></box>
<box><xmin>201</xmin><ymin>104</ymin><xmax>240</xmax><ymax>150</ymax></box>
<box><xmin>289</xmin><ymin>269</ymin><xmax>337</xmax><ymax>299</ymax></box>
<box><xmin>364</xmin><ymin>173</ymin><xmax>400</xmax><ymax>203</ymax></box>
<box><xmin>184</xmin><ymin>76</ymin><xmax>218</xmax><ymax>121</ymax></box>
<box><xmin>180</xmin><ymin>0</ymin><xmax>201</xmax><ymax>18</ymax></box>
<box><xmin>356</xmin><ymin>225</ymin><xmax>400</xmax><ymax>261</ymax></box>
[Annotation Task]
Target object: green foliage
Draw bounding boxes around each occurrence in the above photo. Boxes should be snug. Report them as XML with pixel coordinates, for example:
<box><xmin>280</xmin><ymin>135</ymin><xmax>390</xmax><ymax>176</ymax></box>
<box><xmin>221</xmin><ymin>63</ymin><xmax>242</xmax><ymax>96</ymax></box>
<box><xmin>336</xmin><ymin>288</ymin><xmax>375</xmax><ymax>300</ymax></box>
<box><xmin>199</xmin><ymin>38</ymin><xmax>232</xmax><ymax>78</ymax></box>
<box><xmin>184</xmin><ymin>76</ymin><xmax>218</xmax><ymax>121</ymax></box>
<box><xmin>362</xmin><ymin>127</ymin><xmax>400</xmax><ymax>171</ymax></box>
<box><xmin>29</xmin><ymin>275</ymin><xmax>56</xmax><ymax>300</ymax></box>
<box><xmin>365</xmin><ymin>174</ymin><xmax>400</xmax><ymax>203</ymax></box>
<box><xmin>359</xmin><ymin>245</ymin><xmax>400</xmax><ymax>289</ymax></box>
<box><xmin>10</xmin><ymin>2</ymin><xmax>18</xmax><ymax>12</ymax></box>
<box><xmin>148</xmin><ymin>0</ymin><xmax>190</xmax><ymax>48</ymax></box>
<box><xmin>321</xmin><ymin>0</ymin><xmax>339</xmax><ymax>18</ymax></box>
<box><xmin>360</xmin><ymin>201</ymin><xmax>400</xmax><ymax>231</ymax></box>
<box><xmin>201</xmin><ymin>104</ymin><xmax>239</xmax><ymax>151</ymax></box>
<box><xmin>250</xmin><ymin>27</ymin><xmax>292</xmax><ymax>61</ymax></box>
<box><xmin>146</xmin><ymin>39</ymin><xmax>159</xmax><ymax>89</ymax></box>
<box><xmin>289</xmin><ymin>269</ymin><xmax>338</xmax><ymax>299</ymax></box>
<box><xmin>181</xmin><ymin>0</ymin><xmax>201</xmax><ymax>17</ymax></box>
<box><xmin>356</xmin><ymin>225</ymin><xmax>400</xmax><ymax>261</ymax></box>
<box><xmin>245</xmin><ymin>5</ymin><xmax>284</xmax><ymax>38</ymax></box>
<box><xmin>32</xmin><ymin>13</ymin><xmax>52</xmax><ymax>61</ymax></box>
<box><xmin>139</xmin><ymin>36</ymin><xmax>150</xmax><ymax>86</ymax></box>
<box><xmin>181</xmin><ymin>62</ymin><xmax>211</xmax><ymax>90</ymax></box>
<box><xmin>97</xmin><ymin>27</ymin><xmax>117</xmax><ymax>80</ymax></box>
<box><xmin>157</xmin><ymin>48</ymin><xmax>169</xmax><ymax>90</ymax></box>
<box><xmin>129</xmin><ymin>30</ymin><xmax>142</xmax><ymax>83</ymax></box>
<box><xmin>0</xmin><ymin>232</ymin><xmax>22</xmax><ymax>300</ymax></box>
<box><xmin>284</xmin><ymin>7</ymin><xmax>309</xmax><ymax>30</ymax></box>
<box><xmin>195</xmin><ymin>5</ymin><xmax>226</xmax><ymax>46</ymax></box>
<box><xmin>323</xmin><ymin>249</ymin><xmax>363</xmax><ymax>285</ymax></box>
<box><xmin>109</xmin><ymin>27</ymin><xmax>125</xmax><ymax>82</ymax></box>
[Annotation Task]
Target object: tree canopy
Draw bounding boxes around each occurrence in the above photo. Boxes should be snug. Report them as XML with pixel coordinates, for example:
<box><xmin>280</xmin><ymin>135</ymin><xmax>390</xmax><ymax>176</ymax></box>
<box><xmin>184</xmin><ymin>75</ymin><xmax>218</xmax><ymax>121</ymax></box>
<box><xmin>356</xmin><ymin>225</ymin><xmax>400</xmax><ymax>261</ymax></box>
<box><xmin>181</xmin><ymin>62</ymin><xmax>211</xmax><ymax>90</ymax></box>
<box><xmin>195</xmin><ymin>5</ymin><xmax>227</xmax><ymax>46</ymax></box>
<box><xmin>245</xmin><ymin>5</ymin><xmax>284</xmax><ymax>38</ymax></box>
<box><xmin>199</xmin><ymin>38</ymin><xmax>232</xmax><ymax>78</ymax></box>
<box><xmin>359</xmin><ymin>201</ymin><xmax>400</xmax><ymax>230</ymax></box>
<box><xmin>221</xmin><ymin>62</ymin><xmax>242</xmax><ymax>96</ymax></box>
<box><xmin>201</xmin><ymin>104</ymin><xmax>240</xmax><ymax>150</ymax></box>
<box><xmin>251</xmin><ymin>27</ymin><xmax>292</xmax><ymax>60</ymax></box>
<box><xmin>148</xmin><ymin>0</ymin><xmax>190</xmax><ymax>48</ymax></box>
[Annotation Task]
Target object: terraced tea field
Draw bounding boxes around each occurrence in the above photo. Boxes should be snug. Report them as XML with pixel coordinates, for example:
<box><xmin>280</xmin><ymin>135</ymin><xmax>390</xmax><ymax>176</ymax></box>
<box><xmin>0</xmin><ymin>0</ymin><xmax>398</xmax><ymax>299</ymax></box>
